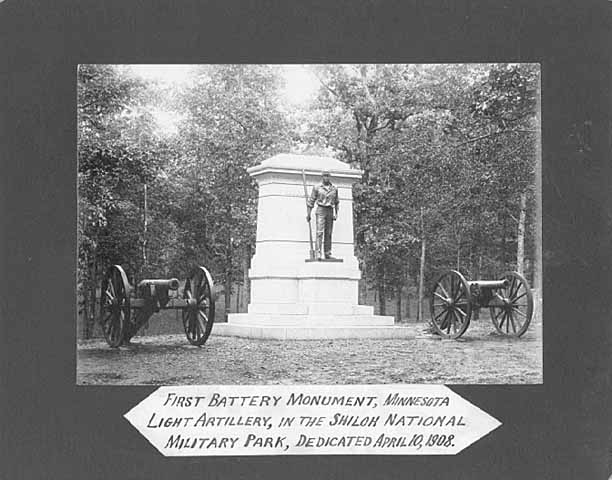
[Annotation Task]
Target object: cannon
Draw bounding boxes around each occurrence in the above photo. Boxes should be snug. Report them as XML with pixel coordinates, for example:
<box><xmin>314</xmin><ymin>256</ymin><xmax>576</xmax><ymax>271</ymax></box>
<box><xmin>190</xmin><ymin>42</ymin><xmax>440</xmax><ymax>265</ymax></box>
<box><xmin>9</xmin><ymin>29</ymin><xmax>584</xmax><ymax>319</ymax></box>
<box><xmin>99</xmin><ymin>264</ymin><xmax>216</xmax><ymax>348</ymax></box>
<box><xmin>429</xmin><ymin>270</ymin><xmax>534</xmax><ymax>339</ymax></box>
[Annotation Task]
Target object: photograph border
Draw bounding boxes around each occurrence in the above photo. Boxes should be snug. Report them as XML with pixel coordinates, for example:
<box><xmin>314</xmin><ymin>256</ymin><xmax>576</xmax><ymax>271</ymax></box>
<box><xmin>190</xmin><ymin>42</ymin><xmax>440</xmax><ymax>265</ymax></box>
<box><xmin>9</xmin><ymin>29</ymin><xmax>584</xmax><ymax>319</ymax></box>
<box><xmin>2</xmin><ymin>1</ymin><xmax>611</xmax><ymax>479</ymax></box>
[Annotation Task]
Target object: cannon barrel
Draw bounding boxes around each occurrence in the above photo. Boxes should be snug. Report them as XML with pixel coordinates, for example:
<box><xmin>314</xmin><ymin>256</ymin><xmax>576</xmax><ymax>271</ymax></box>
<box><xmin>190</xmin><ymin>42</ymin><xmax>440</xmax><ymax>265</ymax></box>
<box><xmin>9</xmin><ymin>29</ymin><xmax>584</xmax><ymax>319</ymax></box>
<box><xmin>467</xmin><ymin>279</ymin><xmax>509</xmax><ymax>290</ymax></box>
<box><xmin>138</xmin><ymin>278</ymin><xmax>180</xmax><ymax>290</ymax></box>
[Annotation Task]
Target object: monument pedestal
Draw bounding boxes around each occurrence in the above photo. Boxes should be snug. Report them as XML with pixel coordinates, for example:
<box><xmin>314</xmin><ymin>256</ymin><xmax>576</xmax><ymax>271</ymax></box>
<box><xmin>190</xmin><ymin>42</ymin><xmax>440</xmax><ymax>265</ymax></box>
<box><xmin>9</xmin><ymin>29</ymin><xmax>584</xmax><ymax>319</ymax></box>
<box><xmin>215</xmin><ymin>154</ymin><xmax>412</xmax><ymax>340</ymax></box>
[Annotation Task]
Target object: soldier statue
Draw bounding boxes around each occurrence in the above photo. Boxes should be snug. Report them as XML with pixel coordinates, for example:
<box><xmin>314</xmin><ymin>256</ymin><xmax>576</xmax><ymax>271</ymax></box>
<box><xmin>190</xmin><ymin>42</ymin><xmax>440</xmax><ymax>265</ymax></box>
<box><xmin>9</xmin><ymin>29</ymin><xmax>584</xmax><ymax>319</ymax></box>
<box><xmin>306</xmin><ymin>170</ymin><xmax>339</xmax><ymax>260</ymax></box>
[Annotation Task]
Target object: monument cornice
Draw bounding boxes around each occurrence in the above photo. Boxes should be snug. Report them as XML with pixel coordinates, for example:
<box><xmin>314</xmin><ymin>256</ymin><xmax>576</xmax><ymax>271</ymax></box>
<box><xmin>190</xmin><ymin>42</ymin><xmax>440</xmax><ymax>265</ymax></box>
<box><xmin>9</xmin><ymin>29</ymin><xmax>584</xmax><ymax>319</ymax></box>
<box><xmin>247</xmin><ymin>153</ymin><xmax>364</xmax><ymax>180</ymax></box>
<box><xmin>247</xmin><ymin>165</ymin><xmax>363</xmax><ymax>180</ymax></box>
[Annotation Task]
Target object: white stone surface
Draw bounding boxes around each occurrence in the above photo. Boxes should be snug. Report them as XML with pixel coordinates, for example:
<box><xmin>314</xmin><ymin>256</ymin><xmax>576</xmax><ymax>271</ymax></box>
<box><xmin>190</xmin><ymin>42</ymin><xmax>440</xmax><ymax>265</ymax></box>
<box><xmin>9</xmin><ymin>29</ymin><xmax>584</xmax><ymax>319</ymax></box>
<box><xmin>223</xmin><ymin>153</ymin><xmax>402</xmax><ymax>339</ymax></box>
<box><xmin>214</xmin><ymin>324</ymin><xmax>414</xmax><ymax>340</ymax></box>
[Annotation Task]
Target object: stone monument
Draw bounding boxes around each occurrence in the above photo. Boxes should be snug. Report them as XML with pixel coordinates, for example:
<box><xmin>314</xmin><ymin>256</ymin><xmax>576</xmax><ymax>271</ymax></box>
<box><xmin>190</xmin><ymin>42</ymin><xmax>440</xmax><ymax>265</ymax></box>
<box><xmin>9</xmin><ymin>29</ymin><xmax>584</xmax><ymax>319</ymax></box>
<box><xmin>214</xmin><ymin>153</ymin><xmax>411</xmax><ymax>339</ymax></box>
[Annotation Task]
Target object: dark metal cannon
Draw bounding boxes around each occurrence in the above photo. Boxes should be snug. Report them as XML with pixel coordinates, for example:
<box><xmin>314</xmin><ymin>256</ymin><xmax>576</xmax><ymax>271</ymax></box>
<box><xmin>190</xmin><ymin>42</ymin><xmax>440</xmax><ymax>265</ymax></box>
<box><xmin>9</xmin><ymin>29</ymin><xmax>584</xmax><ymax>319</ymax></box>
<box><xmin>100</xmin><ymin>265</ymin><xmax>216</xmax><ymax>348</ymax></box>
<box><xmin>429</xmin><ymin>270</ymin><xmax>534</xmax><ymax>339</ymax></box>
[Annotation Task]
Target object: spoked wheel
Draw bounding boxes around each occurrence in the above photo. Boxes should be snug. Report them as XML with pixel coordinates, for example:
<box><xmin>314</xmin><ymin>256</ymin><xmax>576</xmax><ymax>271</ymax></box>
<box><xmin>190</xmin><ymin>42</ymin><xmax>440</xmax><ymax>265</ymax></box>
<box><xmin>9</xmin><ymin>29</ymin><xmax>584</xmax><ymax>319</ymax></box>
<box><xmin>489</xmin><ymin>271</ymin><xmax>534</xmax><ymax>337</ymax></box>
<box><xmin>182</xmin><ymin>266</ymin><xmax>216</xmax><ymax>346</ymax></box>
<box><xmin>430</xmin><ymin>270</ymin><xmax>473</xmax><ymax>339</ymax></box>
<box><xmin>100</xmin><ymin>265</ymin><xmax>131</xmax><ymax>348</ymax></box>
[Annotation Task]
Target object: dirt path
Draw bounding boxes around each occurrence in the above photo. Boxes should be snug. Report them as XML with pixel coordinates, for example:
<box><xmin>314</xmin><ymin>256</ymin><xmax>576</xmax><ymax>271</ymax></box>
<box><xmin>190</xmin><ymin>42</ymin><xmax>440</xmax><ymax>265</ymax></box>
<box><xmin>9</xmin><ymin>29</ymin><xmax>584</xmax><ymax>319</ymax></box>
<box><xmin>77</xmin><ymin>320</ymin><xmax>542</xmax><ymax>385</ymax></box>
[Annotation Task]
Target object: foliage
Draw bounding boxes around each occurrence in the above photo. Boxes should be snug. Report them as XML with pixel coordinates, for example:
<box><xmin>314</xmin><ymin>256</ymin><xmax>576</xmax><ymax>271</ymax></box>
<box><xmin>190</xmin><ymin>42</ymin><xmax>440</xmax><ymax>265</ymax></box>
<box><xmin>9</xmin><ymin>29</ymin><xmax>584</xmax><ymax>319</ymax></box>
<box><xmin>300</xmin><ymin>64</ymin><xmax>539</xmax><ymax>308</ymax></box>
<box><xmin>78</xmin><ymin>65</ymin><xmax>175</xmax><ymax>335</ymax></box>
<box><xmin>77</xmin><ymin>63</ymin><xmax>540</xmax><ymax>334</ymax></box>
<box><xmin>169</xmin><ymin>65</ymin><xmax>291</xmax><ymax>309</ymax></box>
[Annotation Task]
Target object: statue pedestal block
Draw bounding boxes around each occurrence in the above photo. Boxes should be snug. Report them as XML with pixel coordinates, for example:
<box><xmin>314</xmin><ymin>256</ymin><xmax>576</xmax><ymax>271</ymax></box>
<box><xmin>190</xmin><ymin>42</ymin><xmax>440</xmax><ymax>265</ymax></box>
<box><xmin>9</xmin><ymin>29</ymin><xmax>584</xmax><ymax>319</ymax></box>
<box><xmin>217</xmin><ymin>154</ymin><xmax>411</xmax><ymax>340</ymax></box>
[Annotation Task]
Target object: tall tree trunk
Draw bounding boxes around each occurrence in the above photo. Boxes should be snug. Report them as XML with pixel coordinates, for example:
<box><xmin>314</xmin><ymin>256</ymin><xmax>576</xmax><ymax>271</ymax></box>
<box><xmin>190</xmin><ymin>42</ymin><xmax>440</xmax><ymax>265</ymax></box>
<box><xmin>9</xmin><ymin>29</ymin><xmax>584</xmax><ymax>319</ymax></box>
<box><xmin>516</xmin><ymin>191</ymin><xmax>527</xmax><ymax>276</ymax></box>
<box><xmin>417</xmin><ymin>207</ymin><xmax>426</xmax><ymax>323</ymax></box>
<box><xmin>470</xmin><ymin>249</ymin><xmax>480</xmax><ymax>320</ymax></box>
<box><xmin>378</xmin><ymin>283</ymin><xmax>386</xmax><ymax>316</ymax></box>
<box><xmin>225</xmin><ymin>273</ymin><xmax>232</xmax><ymax>320</ymax></box>
<box><xmin>405</xmin><ymin>261</ymin><xmax>411</xmax><ymax>320</ymax></box>
<box><xmin>142</xmin><ymin>181</ymin><xmax>148</xmax><ymax>275</ymax></box>
<box><xmin>225</xmin><ymin>239</ymin><xmax>232</xmax><ymax>320</ymax></box>
<box><xmin>395</xmin><ymin>284</ymin><xmax>402</xmax><ymax>323</ymax></box>
<box><xmin>81</xmin><ymin>251</ymin><xmax>90</xmax><ymax>339</ymax></box>
<box><xmin>87</xmin><ymin>256</ymin><xmax>98</xmax><ymax>338</ymax></box>
<box><xmin>236</xmin><ymin>283</ymin><xmax>240</xmax><ymax>312</ymax></box>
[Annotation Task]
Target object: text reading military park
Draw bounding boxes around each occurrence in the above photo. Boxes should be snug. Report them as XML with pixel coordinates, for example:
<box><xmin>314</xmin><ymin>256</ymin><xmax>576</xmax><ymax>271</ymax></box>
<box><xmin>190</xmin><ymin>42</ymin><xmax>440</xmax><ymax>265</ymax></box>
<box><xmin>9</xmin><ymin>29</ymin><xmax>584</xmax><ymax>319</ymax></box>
<box><xmin>122</xmin><ymin>385</ymin><xmax>494</xmax><ymax>456</ymax></box>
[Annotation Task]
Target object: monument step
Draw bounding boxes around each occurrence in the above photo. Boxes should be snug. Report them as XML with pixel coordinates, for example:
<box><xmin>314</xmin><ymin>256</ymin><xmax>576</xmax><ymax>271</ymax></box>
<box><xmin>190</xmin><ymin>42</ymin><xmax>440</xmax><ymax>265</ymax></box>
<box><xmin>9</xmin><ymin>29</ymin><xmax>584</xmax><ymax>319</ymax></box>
<box><xmin>247</xmin><ymin>303</ymin><xmax>374</xmax><ymax>316</ymax></box>
<box><xmin>213</xmin><ymin>324</ymin><xmax>413</xmax><ymax>340</ymax></box>
<box><xmin>227</xmin><ymin>313</ymin><xmax>394</xmax><ymax>326</ymax></box>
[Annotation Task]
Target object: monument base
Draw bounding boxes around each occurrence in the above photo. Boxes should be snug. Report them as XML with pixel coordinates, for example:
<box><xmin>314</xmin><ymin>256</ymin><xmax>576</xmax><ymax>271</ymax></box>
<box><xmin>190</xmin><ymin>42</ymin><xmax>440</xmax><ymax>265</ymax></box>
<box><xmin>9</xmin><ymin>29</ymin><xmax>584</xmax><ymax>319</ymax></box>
<box><xmin>219</xmin><ymin>302</ymin><xmax>411</xmax><ymax>340</ymax></box>
<box><xmin>214</xmin><ymin>323</ymin><xmax>414</xmax><ymax>340</ymax></box>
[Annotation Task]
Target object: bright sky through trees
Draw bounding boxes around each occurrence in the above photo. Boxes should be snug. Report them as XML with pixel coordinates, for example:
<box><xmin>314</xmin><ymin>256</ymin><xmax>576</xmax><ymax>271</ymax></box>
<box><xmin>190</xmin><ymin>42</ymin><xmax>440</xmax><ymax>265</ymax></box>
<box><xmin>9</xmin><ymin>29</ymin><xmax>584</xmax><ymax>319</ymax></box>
<box><xmin>128</xmin><ymin>64</ymin><xmax>319</xmax><ymax>135</ymax></box>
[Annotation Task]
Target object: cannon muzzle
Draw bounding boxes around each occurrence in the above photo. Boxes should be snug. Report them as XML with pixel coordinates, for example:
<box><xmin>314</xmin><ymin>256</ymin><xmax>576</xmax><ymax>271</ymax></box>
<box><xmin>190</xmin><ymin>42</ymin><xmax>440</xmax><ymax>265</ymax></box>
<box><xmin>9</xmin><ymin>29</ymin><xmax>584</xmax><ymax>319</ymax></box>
<box><xmin>138</xmin><ymin>278</ymin><xmax>180</xmax><ymax>290</ymax></box>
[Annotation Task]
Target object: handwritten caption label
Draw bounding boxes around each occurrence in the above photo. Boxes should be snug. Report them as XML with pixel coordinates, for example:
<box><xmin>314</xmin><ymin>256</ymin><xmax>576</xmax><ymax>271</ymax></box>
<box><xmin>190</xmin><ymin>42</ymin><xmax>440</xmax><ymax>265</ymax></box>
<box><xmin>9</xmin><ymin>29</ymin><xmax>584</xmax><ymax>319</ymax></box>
<box><xmin>124</xmin><ymin>385</ymin><xmax>501</xmax><ymax>456</ymax></box>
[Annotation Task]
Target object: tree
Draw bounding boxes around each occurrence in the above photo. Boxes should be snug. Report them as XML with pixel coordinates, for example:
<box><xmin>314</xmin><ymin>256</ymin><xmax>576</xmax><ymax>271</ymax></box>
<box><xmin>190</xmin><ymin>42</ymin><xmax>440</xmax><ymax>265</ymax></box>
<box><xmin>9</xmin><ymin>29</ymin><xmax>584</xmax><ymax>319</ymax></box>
<box><xmin>301</xmin><ymin>63</ymin><xmax>539</xmax><ymax>321</ymax></box>
<box><xmin>465</xmin><ymin>63</ymin><xmax>539</xmax><ymax>280</ymax></box>
<box><xmin>172</xmin><ymin>65</ymin><xmax>292</xmax><ymax>317</ymax></box>
<box><xmin>78</xmin><ymin>65</ymin><xmax>171</xmax><ymax>337</ymax></box>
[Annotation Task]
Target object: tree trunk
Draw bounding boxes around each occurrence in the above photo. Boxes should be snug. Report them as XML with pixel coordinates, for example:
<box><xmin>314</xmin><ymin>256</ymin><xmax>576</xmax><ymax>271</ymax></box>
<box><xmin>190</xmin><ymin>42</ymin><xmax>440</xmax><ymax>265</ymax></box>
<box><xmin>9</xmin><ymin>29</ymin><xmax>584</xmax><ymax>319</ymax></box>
<box><xmin>395</xmin><ymin>285</ymin><xmax>402</xmax><ymax>323</ymax></box>
<box><xmin>500</xmin><ymin>215</ymin><xmax>508</xmax><ymax>270</ymax></box>
<box><xmin>417</xmin><ymin>207</ymin><xmax>426</xmax><ymax>323</ymax></box>
<box><xmin>470</xmin><ymin>250</ymin><xmax>480</xmax><ymax>321</ymax></box>
<box><xmin>142</xmin><ymin>181</ymin><xmax>148</xmax><ymax>275</ymax></box>
<box><xmin>82</xmin><ymin>250</ymin><xmax>98</xmax><ymax>340</ymax></box>
<box><xmin>378</xmin><ymin>283</ymin><xmax>386</xmax><ymax>316</ymax></box>
<box><xmin>405</xmin><ymin>261</ymin><xmax>411</xmax><ymax>320</ymax></box>
<box><xmin>80</xmin><ymin>250</ymin><xmax>89</xmax><ymax>340</ymax></box>
<box><xmin>87</xmin><ymin>257</ymin><xmax>98</xmax><ymax>338</ymax></box>
<box><xmin>224</xmin><ymin>274</ymin><xmax>232</xmax><ymax>320</ymax></box>
<box><xmin>516</xmin><ymin>191</ymin><xmax>527</xmax><ymax>276</ymax></box>
<box><xmin>236</xmin><ymin>283</ymin><xmax>241</xmax><ymax>312</ymax></box>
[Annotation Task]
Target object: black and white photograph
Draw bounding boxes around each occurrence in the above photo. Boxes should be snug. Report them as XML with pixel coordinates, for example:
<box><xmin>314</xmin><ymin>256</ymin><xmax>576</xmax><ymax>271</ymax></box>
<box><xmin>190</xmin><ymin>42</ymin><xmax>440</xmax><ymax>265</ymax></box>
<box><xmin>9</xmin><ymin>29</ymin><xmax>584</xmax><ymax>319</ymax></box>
<box><xmin>77</xmin><ymin>63</ymin><xmax>542</xmax><ymax>385</ymax></box>
<box><xmin>4</xmin><ymin>0</ymin><xmax>611</xmax><ymax>478</ymax></box>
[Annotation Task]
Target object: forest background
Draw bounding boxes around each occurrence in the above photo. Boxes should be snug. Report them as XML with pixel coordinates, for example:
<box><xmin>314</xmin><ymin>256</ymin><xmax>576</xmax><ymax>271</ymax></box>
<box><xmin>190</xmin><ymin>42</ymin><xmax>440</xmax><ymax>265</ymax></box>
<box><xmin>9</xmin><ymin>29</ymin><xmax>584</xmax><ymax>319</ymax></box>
<box><xmin>77</xmin><ymin>63</ymin><xmax>540</xmax><ymax>337</ymax></box>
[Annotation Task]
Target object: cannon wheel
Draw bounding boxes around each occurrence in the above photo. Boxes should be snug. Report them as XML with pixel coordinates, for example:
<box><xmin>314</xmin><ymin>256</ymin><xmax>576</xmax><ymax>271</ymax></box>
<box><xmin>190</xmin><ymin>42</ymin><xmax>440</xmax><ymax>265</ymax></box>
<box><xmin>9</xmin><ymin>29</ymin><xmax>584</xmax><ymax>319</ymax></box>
<box><xmin>100</xmin><ymin>265</ymin><xmax>131</xmax><ymax>347</ymax></box>
<box><xmin>182</xmin><ymin>266</ymin><xmax>216</xmax><ymax>346</ymax></box>
<box><xmin>430</xmin><ymin>270</ymin><xmax>472</xmax><ymax>339</ymax></box>
<box><xmin>489</xmin><ymin>271</ymin><xmax>533</xmax><ymax>337</ymax></box>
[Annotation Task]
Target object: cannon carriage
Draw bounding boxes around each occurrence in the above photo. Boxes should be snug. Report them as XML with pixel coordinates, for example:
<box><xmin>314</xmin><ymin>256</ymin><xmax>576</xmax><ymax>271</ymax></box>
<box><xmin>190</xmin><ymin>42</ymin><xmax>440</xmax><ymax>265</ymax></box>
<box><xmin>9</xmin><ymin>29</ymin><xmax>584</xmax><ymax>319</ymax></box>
<box><xmin>429</xmin><ymin>270</ymin><xmax>534</xmax><ymax>339</ymax></box>
<box><xmin>100</xmin><ymin>264</ymin><xmax>216</xmax><ymax>348</ymax></box>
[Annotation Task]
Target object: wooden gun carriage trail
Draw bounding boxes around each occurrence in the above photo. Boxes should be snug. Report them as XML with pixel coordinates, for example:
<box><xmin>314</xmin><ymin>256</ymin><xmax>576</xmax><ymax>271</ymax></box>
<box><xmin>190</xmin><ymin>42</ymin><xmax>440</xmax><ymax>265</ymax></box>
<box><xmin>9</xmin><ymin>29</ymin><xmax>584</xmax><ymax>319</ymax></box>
<box><xmin>100</xmin><ymin>264</ymin><xmax>216</xmax><ymax>348</ymax></box>
<box><xmin>430</xmin><ymin>270</ymin><xmax>534</xmax><ymax>340</ymax></box>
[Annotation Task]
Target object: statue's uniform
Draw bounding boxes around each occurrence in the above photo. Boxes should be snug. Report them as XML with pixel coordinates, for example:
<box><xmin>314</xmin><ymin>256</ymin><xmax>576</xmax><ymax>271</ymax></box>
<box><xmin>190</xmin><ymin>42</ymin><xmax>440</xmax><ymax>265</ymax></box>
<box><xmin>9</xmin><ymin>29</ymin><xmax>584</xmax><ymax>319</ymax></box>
<box><xmin>307</xmin><ymin>182</ymin><xmax>339</xmax><ymax>258</ymax></box>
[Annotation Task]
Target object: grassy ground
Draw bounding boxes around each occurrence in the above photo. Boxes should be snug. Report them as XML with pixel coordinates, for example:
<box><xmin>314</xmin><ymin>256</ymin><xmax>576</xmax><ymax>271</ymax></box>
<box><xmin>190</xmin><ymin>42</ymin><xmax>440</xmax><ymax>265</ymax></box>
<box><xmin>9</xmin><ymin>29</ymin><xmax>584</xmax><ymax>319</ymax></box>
<box><xmin>77</xmin><ymin>317</ymin><xmax>542</xmax><ymax>385</ymax></box>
